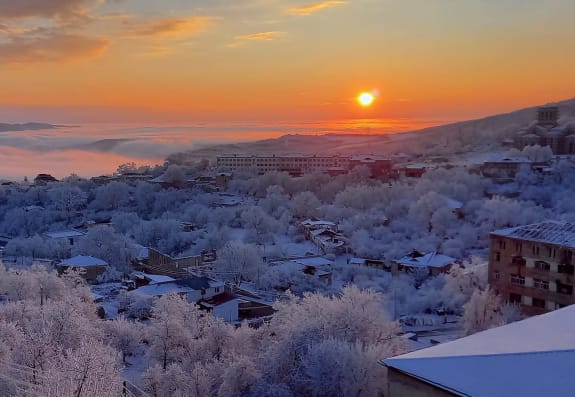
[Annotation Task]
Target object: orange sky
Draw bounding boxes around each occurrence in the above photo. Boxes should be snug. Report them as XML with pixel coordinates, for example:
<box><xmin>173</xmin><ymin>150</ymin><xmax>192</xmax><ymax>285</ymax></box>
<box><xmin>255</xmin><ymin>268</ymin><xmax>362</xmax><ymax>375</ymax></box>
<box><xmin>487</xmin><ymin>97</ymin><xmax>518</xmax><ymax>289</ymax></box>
<box><xmin>0</xmin><ymin>0</ymin><xmax>574</xmax><ymax>124</ymax></box>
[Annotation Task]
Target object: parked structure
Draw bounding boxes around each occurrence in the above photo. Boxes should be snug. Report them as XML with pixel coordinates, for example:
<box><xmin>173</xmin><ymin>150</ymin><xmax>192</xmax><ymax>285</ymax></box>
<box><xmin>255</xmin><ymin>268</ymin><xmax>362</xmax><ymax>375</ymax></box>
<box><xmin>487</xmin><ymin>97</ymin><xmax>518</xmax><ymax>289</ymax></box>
<box><xmin>488</xmin><ymin>221</ymin><xmax>575</xmax><ymax>316</ymax></box>
<box><xmin>382</xmin><ymin>304</ymin><xmax>575</xmax><ymax>397</ymax></box>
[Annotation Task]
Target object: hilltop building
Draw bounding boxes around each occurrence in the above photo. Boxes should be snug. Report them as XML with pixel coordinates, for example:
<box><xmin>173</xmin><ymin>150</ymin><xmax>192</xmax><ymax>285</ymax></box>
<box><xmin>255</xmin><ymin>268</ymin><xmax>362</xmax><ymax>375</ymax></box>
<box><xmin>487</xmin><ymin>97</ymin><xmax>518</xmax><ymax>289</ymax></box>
<box><xmin>488</xmin><ymin>221</ymin><xmax>575</xmax><ymax>316</ymax></box>
<box><xmin>216</xmin><ymin>154</ymin><xmax>392</xmax><ymax>177</ymax></box>
<box><xmin>514</xmin><ymin>106</ymin><xmax>575</xmax><ymax>154</ymax></box>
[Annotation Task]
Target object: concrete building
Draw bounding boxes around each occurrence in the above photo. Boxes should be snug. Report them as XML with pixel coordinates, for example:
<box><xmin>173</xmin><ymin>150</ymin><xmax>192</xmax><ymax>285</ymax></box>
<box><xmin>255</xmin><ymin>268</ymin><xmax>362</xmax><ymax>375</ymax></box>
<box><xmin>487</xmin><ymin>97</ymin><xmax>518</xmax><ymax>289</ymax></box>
<box><xmin>480</xmin><ymin>157</ymin><xmax>532</xmax><ymax>182</ymax></box>
<box><xmin>382</xmin><ymin>304</ymin><xmax>575</xmax><ymax>397</ymax></box>
<box><xmin>488</xmin><ymin>221</ymin><xmax>575</xmax><ymax>316</ymax></box>
<box><xmin>216</xmin><ymin>154</ymin><xmax>392</xmax><ymax>177</ymax></box>
<box><xmin>514</xmin><ymin>106</ymin><xmax>575</xmax><ymax>154</ymax></box>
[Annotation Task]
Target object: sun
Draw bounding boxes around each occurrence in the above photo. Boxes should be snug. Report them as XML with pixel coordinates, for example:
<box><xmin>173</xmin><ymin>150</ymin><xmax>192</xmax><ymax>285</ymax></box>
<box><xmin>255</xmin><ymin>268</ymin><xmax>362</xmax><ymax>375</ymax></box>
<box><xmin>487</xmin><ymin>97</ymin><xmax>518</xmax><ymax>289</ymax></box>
<box><xmin>357</xmin><ymin>92</ymin><xmax>375</xmax><ymax>107</ymax></box>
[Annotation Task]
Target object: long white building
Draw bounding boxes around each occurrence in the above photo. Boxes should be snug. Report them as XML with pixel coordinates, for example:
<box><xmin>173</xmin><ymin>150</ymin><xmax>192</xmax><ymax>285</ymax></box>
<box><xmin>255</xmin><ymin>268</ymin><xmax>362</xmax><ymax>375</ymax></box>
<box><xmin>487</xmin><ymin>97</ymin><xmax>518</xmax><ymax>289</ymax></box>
<box><xmin>216</xmin><ymin>154</ymin><xmax>392</xmax><ymax>176</ymax></box>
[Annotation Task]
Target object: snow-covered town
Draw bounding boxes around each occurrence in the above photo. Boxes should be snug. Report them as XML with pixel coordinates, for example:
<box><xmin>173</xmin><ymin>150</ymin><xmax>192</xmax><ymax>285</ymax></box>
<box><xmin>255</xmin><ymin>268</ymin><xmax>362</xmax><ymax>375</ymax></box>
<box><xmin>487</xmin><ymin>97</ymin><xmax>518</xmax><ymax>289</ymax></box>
<box><xmin>0</xmin><ymin>104</ymin><xmax>575</xmax><ymax>395</ymax></box>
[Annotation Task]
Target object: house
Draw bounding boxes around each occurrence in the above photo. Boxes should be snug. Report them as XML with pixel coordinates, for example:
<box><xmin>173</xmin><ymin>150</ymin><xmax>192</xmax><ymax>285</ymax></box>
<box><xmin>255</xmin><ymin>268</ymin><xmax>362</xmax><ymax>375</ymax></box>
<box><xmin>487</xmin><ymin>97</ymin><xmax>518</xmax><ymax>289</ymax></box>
<box><xmin>130</xmin><ymin>272</ymin><xmax>175</xmax><ymax>289</ymax></box>
<box><xmin>144</xmin><ymin>248</ymin><xmax>216</xmax><ymax>276</ymax></box>
<box><xmin>382</xmin><ymin>304</ymin><xmax>575</xmax><ymax>397</ymax></box>
<box><xmin>295</xmin><ymin>257</ymin><xmax>333</xmax><ymax>284</ymax></box>
<box><xmin>401</xmin><ymin>164</ymin><xmax>428</xmax><ymax>178</ymax></box>
<box><xmin>269</xmin><ymin>257</ymin><xmax>333</xmax><ymax>285</ymax></box>
<box><xmin>56</xmin><ymin>255</ymin><xmax>108</xmax><ymax>282</ymax></box>
<box><xmin>215</xmin><ymin>172</ymin><xmax>232</xmax><ymax>188</ymax></box>
<box><xmin>488</xmin><ymin>221</ymin><xmax>575</xmax><ymax>316</ymax></box>
<box><xmin>45</xmin><ymin>230</ymin><xmax>85</xmax><ymax>246</ymax></box>
<box><xmin>348</xmin><ymin>257</ymin><xmax>391</xmax><ymax>271</ymax></box>
<box><xmin>300</xmin><ymin>218</ymin><xmax>338</xmax><ymax>236</ymax></box>
<box><xmin>131</xmin><ymin>276</ymin><xmax>225</xmax><ymax>302</ymax></box>
<box><xmin>309</xmin><ymin>228</ymin><xmax>346</xmax><ymax>254</ymax></box>
<box><xmin>130</xmin><ymin>276</ymin><xmax>238</xmax><ymax>322</ymax></box>
<box><xmin>393</xmin><ymin>250</ymin><xmax>455</xmax><ymax>277</ymax></box>
<box><xmin>300</xmin><ymin>218</ymin><xmax>346</xmax><ymax>254</ymax></box>
<box><xmin>198</xmin><ymin>293</ymin><xmax>239</xmax><ymax>322</ymax></box>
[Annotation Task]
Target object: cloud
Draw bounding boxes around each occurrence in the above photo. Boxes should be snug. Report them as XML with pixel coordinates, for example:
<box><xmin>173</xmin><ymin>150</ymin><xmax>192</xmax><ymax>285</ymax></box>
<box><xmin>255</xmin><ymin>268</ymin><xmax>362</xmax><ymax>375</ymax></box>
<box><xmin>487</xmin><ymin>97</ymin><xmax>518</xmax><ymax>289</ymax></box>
<box><xmin>124</xmin><ymin>17</ymin><xmax>214</xmax><ymax>38</ymax></box>
<box><xmin>228</xmin><ymin>31</ymin><xmax>287</xmax><ymax>47</ymax></box>
<box><xmin>0</xmin><ymin>31</ymin><xmax>109</xmax><ymax>64</ymax></box>
<box><xmin>0</xmin><ymin>0</ymin><xmax>94</xmax><ymax>20</ymax></box>
<box><xmin>289</xmin><ymin>0</ymin><xmax>347</xmax><ymax>16</ymax></box>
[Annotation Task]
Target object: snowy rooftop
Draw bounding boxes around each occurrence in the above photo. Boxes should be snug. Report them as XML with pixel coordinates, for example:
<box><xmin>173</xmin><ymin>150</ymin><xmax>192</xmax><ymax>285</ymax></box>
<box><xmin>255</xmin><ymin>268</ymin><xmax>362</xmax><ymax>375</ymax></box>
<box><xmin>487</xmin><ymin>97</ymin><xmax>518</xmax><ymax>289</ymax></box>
<box><xmin>349</xmin><ymin>257</ymin><xmax>366</xmax><ymax>265</ymax></box>
<box><xmin>132</xmin><ymin>277</ymin><xmax>224</xmax><ymax>297</ymax></box>
<box><xmin>484</xmin><ymin>157</ymin><xmax>531</xmax><ymax>164</ymax></box>
<box><xmin>395</xmin><ymin>251</ymin><xmax>455</xmax><ymax>268</ymax></box>
<box><xmin>446</xmin><ymin>198</ymin><xmax>463</xmax><ymax>210</ymax></box>
<box><xmin>383</xmin><ymin>305</ymin><xmax>575</xmax><ymax>397</ymax></box>
<box><xmin>46</xmin><ymin>230</ymin><xmax>84</xmax><ymax>239</ymax></box>
<box><xmin>491</xmin><ymin>221</ymin><xmax>575</xmax><ymax>249</ymax></box>
<box><xmin>294</xmin><ymin>257</ymin><xmax>333</xmax><ymax>267</ymax></box>
<box><xmin>60</xmin><ymin>255</ymin><xmax>107</xmax><ymax>267</ymax></box>
<box><xmin>301</xmin><ymin>219</ymin><xmax>336</xmax><ymax>227</ymax></box>
<box><xmin>133</xmin><ymin>272</ymin><xmax>175</xmax><ymax>284</ymax></box>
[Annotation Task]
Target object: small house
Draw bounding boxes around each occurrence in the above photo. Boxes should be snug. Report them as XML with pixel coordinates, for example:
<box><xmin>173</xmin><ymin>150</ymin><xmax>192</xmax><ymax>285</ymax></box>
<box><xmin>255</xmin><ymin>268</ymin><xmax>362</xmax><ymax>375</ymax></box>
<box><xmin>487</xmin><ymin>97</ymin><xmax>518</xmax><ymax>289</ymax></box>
<box><xmin>56</xmin><ymin>255</ymin><xmax>108</xmax><ymax>282</ymax></box>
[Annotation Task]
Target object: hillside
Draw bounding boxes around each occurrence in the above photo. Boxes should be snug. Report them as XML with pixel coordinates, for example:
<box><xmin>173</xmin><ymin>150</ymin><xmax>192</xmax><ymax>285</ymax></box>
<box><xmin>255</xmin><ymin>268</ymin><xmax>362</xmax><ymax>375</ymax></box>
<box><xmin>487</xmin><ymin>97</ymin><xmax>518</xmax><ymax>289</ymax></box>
<box><xmin>168</xmin><ymin>98</ymin><xmax>575</xmax><ymax>164</ymax></box>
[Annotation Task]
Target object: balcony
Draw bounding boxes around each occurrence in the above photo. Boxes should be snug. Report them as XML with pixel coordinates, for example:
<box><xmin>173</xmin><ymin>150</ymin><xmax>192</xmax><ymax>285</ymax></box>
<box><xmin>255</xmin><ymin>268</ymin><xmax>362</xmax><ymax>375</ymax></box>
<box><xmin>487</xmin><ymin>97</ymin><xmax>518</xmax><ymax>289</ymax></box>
<box><xmin>511</xmin><ymin>256</ymin><xmax>526</xmax><ymax>267</ymax></box>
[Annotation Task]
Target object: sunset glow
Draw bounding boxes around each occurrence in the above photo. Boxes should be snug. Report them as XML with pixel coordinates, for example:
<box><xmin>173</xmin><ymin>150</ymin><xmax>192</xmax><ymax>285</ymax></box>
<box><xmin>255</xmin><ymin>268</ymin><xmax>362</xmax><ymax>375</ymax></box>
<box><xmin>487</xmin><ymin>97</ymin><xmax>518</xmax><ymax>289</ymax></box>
<box><xmin>0</xmin><ymin>1</ymin><xmax>573</xmax><ymax>124</ymax></box>
<box><xmin>358</xmin><ymin>92</ymin><xmax>376</xmax><ymax>107</ymax></box>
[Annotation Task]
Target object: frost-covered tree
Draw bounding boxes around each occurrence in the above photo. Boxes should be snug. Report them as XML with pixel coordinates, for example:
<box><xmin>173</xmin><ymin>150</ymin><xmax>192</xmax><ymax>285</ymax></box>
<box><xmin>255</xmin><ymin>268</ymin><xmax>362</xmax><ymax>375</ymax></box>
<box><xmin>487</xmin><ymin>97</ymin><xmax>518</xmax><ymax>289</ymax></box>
<box><xmin>73</xmin><ymin>226</ymin><xmax>136</xmax><ymax>272</ymax></box>
<box><xmin>461</xmin><ymin>287</ymin><xmax>503</xmax><ymax>335</ymax></box>
<box><xmin>216</xmin><ymin>242</ymin><xmax>266</xmax><ymax>284</ymax></box>
<box><xmin>105</xmin><ymin>315</ymin><xmax>143</xmax><ymax>363</ymax></box>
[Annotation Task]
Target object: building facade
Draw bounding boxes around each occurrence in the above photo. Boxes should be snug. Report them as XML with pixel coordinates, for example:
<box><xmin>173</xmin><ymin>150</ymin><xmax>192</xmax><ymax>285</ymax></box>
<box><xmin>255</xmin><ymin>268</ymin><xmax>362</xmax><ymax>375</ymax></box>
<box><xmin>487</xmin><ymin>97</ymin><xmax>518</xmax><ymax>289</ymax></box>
<box><xmin>514</xmin><ymin>106</ymin><xmax>575</xmax><ymax>154</ymax></box>
<box><xmin>216</xmin><ymin>154</ymin><xmax>392</xmax><ymax>177</ymax></box>
<box><xmin>488</xmin><ymin>222</ymin><xmax>575</xmax><ymax>316</ymax></box>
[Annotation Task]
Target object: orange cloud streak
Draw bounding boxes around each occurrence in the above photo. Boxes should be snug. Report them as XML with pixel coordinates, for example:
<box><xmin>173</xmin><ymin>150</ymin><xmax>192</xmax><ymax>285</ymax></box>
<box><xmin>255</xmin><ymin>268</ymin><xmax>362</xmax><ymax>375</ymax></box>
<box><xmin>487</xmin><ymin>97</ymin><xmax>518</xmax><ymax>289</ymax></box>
<box><xmin>289</xmin><ymin>1</ymin><xmax>347</xmax><ymax>16</ymax></box>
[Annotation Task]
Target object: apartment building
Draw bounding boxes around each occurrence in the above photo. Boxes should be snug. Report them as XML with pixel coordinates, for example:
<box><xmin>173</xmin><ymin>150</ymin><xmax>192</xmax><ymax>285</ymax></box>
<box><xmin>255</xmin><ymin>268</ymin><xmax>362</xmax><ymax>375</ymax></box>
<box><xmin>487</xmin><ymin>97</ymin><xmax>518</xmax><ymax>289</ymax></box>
<box><xmin>216</xmin><ymin>154</ymin><xmax>392</xmax><ymax>177</ymax></box>
<box><xmin>488</xmin><ymin>221</ymin><xmax>575</xmax><ymax>316</ymax></box>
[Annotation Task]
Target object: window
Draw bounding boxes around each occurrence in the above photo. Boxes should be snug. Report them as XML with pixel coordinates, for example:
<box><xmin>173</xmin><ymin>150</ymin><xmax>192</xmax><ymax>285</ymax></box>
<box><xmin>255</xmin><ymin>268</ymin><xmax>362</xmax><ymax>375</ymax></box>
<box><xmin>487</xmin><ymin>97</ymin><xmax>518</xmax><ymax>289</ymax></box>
<box><xmin>532</xmin><ymin>298</ymin><xmax>546</xmax><ymax>308</ymax></box>
<box><xmin>214</xmin><ymin>287</ymin><xmax>220</xmax><ymax>293</ymax></box>
<box><xmin>556</xmin><ymin>282</ymin><xmax>573</xmax><ymax>296</ymax></box>
<box><xmin>533</xmin><ymin>279</ymin><xmax>549</xmax><ymax>290</ymax></box>
<box><xmin>510</xmin><ymin>274</ymin><xmax>525</xmax><ymax>286</ymax></box>
<box><xmin>558</xmin><ymin>264</ymin><xmax>575</xmax><ymax>275</ymax></box>
<box><xmin>509</xmin><ymin>293</ymin><xmax>521</xmax><ymax>304</ymax></box>
<box><xmin>495</xmin><ymin>252</ymin><xmax>501</xmax><ymax>262</ymax></box>
<box><xmin>515</xmin><ymin>243</ymin><xmax>522</xmax><ymax>253</ymax></box>
<box><xmin>535</xmin><ymin>261</ymin><xmax>550</xmax><ymax>272</ymax></box>
<box><xmin>494</xmin><ymin>271</ymin><xmax>500</xmax><ymax>280</ymax></box>
<box><xmin>561</xmin><ymin>250</ymin><xmax>573</xmax><ymax>265</ymax></box>
<box><xmin>498</xmin><ymin>240</ymin><xmax>506</xmax><ymax>250</ymax></box>
<box><xmin>532</xmin><ymin>245</ymin><xmax>540</xmax><ymax>256</ymax></box>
